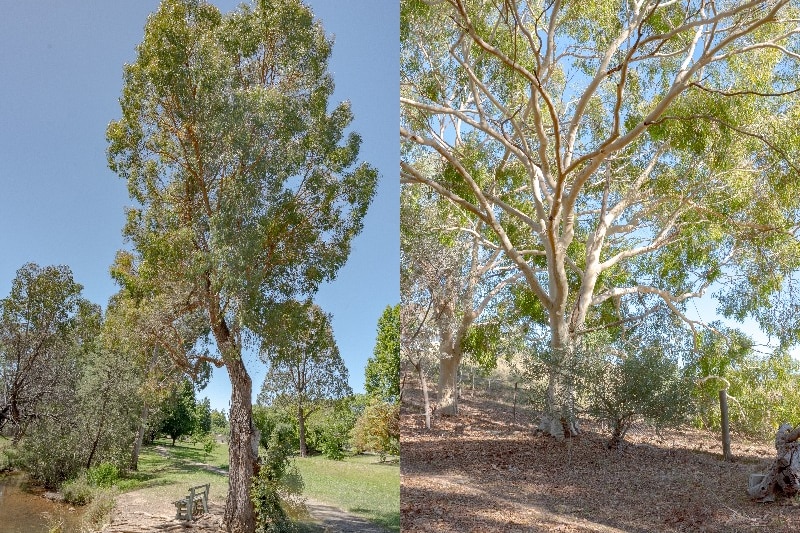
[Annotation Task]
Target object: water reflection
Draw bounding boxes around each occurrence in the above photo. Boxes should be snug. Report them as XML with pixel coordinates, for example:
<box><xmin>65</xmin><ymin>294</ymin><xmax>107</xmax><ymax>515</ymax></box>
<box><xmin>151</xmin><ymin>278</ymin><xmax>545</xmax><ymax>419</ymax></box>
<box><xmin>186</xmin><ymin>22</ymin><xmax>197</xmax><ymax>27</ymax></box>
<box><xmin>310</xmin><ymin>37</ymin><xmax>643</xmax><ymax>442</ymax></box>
<box><xmin>0</xmin><ymin>473</ymin><xmax>84</xmax><ymax>533</ymax></box>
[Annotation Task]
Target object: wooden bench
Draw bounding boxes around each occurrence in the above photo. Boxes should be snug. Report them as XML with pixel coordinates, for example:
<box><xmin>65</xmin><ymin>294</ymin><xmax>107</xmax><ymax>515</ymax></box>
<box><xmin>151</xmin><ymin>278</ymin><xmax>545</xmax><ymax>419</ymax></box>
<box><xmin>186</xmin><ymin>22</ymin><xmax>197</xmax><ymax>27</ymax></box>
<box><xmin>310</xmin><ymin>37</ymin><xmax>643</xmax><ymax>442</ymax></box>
<box><xmin>173</xmin><ymin>483</ymin><xmax>210</xmax><ymax>520</ymax></box>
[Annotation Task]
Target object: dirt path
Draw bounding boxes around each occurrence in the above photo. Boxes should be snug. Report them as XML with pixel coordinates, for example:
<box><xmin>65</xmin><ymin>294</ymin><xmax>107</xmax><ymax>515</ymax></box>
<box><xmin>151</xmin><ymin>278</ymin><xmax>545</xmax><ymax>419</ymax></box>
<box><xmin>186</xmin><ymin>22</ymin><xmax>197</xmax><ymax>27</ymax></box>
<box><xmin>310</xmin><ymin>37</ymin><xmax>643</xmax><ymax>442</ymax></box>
<box><xmin>100</xmin><ymin>446</ymin><xmax>390</xmax><ymax>533</ymax></box>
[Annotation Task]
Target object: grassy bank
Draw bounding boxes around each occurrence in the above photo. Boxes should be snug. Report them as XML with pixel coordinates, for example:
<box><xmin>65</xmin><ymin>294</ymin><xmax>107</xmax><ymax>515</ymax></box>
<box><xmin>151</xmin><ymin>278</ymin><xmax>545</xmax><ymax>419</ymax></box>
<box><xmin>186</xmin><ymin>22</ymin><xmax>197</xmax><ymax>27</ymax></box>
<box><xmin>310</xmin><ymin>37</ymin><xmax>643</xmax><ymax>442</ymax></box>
<box><xmin>293</xmin><ymin>454</ymin><xmax>400</xmax><ymax>532</ymax></box>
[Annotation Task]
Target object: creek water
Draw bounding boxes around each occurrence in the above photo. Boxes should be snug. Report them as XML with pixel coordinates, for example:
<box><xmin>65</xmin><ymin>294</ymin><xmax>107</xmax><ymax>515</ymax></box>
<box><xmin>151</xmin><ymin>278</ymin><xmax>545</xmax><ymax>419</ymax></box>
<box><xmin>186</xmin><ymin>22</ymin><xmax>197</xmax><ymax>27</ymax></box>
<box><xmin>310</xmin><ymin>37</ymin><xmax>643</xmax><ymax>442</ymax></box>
<box><xmin>0</xmin><ymin>473</ymin><xmax>84</xmax><ymax>533</ymax></box>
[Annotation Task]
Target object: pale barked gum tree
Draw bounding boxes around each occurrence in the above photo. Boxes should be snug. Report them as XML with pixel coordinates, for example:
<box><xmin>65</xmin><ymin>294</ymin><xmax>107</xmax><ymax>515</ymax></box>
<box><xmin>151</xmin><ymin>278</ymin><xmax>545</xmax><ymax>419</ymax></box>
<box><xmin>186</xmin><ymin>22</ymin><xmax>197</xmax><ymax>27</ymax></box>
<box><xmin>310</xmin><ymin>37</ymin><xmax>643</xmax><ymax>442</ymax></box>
<box><xmin>401</xmin><ymin>0</ymin><xmax>800</xmax><ymax>439</ymax></box>
<box><xmin>401</xmin><ymin>184</ymin><xmax>521</xmax><ymax>416</ymax></box>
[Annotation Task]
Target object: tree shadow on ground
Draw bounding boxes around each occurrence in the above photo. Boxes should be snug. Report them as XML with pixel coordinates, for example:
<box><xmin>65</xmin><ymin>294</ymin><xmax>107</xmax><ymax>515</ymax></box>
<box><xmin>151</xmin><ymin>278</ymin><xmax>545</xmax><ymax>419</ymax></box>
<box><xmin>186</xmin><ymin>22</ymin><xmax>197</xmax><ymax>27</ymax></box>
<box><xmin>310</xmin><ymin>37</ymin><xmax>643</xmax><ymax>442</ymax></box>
<box><xmin>402</xmin><ymin>395</ymin><xmax>793</xmax><ymax>533</ymax></box>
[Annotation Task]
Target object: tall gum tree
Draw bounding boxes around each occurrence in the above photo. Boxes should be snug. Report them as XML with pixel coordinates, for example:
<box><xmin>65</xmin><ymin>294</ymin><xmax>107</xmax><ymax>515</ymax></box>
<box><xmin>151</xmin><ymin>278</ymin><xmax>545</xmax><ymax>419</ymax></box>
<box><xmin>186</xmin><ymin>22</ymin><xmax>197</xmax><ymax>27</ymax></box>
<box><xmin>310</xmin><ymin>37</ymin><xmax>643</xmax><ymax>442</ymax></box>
<box><xmin>106</xmin><ymin>1</ymin><xmax>377</xmax><ymax>530</ymax></box>
<box><xmin>401</xmin><ymin>0</ymin><xmax>800</xmax><ymax>438</ymax></box>
<box><xmin>401</xmin><ymin>185</ymin><xmax>519</xmax><ymax>415</ymax></box>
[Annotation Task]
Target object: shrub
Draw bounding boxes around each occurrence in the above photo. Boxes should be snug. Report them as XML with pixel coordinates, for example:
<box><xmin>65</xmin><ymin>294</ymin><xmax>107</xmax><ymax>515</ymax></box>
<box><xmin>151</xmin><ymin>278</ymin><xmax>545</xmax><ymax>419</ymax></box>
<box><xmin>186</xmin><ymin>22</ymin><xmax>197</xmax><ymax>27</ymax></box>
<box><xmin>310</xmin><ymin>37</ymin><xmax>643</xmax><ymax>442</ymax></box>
<box><xmin>583</xmin><ymin>344</ymin><xmax>693</xmax><ymax>448</ymax></box>
<box><xmin>351</xmin><ymin>400</ymin><xmax>400</xmax><ymax>461</ymax></box>
<box><xmin>251</xmin><ymin>423</ymin><xmax>305</xmax><ymax>533</ymax></box>
<box><xmin>61</xmin><ymin>475</ymin><xmax>94</xmax><ymax>505</ymax></box>
<box><xmin>87</xmin><ymin>462</ymin><xmax>119</xmax><ymax>488</ymax></box>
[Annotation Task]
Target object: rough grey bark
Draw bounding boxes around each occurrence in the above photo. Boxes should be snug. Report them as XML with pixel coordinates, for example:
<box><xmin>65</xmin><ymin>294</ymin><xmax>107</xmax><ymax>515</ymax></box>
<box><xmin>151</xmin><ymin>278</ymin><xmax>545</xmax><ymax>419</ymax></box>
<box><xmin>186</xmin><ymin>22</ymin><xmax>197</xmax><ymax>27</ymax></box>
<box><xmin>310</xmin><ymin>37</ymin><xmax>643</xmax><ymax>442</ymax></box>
<box><xmin>225</xmin><ymin>355</ymin><xmax>256</xmax><ymax>533</ymax></box>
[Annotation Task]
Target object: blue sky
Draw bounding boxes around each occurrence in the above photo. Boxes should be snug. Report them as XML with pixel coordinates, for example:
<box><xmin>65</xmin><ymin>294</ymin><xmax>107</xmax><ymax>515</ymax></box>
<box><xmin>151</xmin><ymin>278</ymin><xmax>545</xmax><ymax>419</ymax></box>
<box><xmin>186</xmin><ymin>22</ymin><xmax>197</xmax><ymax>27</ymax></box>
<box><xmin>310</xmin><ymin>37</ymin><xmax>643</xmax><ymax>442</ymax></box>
<box><xmin>0</xmin><ymin>1</ymin><xmax>399</xmax><ymax>413</ymax></box>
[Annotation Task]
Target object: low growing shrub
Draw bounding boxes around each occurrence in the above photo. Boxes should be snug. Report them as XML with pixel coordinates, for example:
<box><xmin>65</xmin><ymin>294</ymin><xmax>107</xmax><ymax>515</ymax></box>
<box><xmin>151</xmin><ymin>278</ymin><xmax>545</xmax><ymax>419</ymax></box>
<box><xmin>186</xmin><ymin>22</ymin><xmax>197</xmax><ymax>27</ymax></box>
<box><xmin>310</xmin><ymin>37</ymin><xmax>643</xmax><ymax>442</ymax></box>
<box><xmin>61</xmin><ymin>476</ymin><xmax>94</xmax><ymax>505</ymax></box>
<box><xmin>87</xmin><ymin>462</ymin><xmax>119</xmax><ymax>488</ymax></box>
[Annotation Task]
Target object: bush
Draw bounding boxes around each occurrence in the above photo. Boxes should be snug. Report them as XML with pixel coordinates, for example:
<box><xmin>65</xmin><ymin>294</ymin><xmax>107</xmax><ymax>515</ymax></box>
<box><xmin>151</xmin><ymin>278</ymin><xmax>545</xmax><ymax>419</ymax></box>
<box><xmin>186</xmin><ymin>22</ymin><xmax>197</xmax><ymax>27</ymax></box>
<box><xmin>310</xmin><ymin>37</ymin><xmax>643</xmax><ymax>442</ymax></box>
<box><xmin>583</xmin><ymin>343</ymin><xmax>693</xmax><ymax>448</ymax></box>
<box><xmin>61</xmin><ymin>475</ymin><xmax>94</xmax><ymax>505</ymax></box>
<box><xmin>87</xmin><ymin>462</ymin><xmax>120</xmax><ymax>488</ymax></box>
<box><xmin>351</xmin><ymin>400</ymin><xmax>400</xmax><ymax>461</ymax></box>
<box><xmin>252</xmin><ymin>423</ymin><xmax>304</xmax><ymax>533</ymax></box>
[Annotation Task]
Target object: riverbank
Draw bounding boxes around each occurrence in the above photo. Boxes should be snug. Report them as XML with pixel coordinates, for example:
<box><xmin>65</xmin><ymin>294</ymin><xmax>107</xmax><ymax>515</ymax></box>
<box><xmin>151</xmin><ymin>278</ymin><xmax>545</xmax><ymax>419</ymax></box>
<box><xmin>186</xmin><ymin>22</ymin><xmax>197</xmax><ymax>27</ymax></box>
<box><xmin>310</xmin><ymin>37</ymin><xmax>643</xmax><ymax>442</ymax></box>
<box><xmin>0</xmin><ymin>471</ymin><xmax>85</xmax><ymax>533</ymax></box>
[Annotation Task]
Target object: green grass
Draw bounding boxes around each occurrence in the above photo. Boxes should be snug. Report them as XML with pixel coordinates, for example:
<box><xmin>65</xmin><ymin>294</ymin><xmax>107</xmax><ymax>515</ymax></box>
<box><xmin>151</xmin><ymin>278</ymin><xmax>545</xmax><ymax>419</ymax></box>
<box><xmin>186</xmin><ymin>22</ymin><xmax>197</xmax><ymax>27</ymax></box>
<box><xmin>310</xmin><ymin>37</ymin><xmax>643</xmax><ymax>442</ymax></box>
<box><xmin>114</xmin><ymin>441</ymin><xmax>396</xmax><ymax>532</ymax></box>
<box><xmin>151</xmin><ymin>437</ymin><xmax>230</xmax><ymax>470</ymax></box>
<box><xmin>293</xmin><ymin>454</ymin><xmax>400</xmax><ymax>532</ymax></box>
<box><xmin>115</xmin><ymin>440</ymin><xmax>230</xmax><ymax>504</ymax></box>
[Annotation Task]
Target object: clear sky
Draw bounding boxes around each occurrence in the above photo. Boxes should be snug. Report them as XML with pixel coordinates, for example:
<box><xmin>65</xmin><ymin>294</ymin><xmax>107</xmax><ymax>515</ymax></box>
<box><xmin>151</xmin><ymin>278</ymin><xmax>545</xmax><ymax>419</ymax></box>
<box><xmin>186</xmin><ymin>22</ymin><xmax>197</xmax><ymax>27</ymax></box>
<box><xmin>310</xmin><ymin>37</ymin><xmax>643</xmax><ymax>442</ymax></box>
<box><xmin>0</xmin><ymin>1</ymin><xmax>399</xmax><ymax>413</ymax></box>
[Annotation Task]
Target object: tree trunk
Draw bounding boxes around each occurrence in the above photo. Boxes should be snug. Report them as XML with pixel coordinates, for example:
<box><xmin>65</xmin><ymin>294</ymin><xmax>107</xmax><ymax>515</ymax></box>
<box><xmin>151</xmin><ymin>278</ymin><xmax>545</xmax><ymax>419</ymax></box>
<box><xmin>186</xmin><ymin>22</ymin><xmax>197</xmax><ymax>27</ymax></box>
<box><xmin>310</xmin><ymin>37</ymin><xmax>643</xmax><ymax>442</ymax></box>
<box><xmin>748</xmin><ymin>423</ymin><xmax>800</xmax><ymax>502</ymax></box>
<box><xmin>438</xmin><ymin>348</ymin><xmax>461</xmax><ymax>416</ymax></box>
<box><xmin>298</xmin><ymin>403</ymin><xmax>308</xmax><ymax>457</ymax></box>
<box><xmin>224</xmin><ymin>355</ymin><xmax>256</xmax><ymax>533</ymax></box>
<box><xmin>719</xmin><ymin>389</ymin><xmax>732</xmax><ymax>461</ymax></box>
<box><xmin>130</xmin><ymin>402</ymin><xmax>148</xmax><ymax>471</ymax></box>
<box><xmin>415</xmin><ymin>361</ymin><xmax>431</xmax><ymax>430</ymax></box>
<box><xmin>538</xmin><ymin>317</ymin><xmax>579</xmax><ymax>440</ymax></box>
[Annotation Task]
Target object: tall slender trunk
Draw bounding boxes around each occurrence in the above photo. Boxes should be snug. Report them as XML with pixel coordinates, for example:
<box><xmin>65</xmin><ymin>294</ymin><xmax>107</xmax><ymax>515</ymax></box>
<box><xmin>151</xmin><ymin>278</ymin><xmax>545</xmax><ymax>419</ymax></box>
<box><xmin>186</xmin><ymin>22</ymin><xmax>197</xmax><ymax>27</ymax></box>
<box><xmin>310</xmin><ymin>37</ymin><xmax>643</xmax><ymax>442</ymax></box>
<box><xmin>224</xmin><ymin>355</ymin><xmax>256</xmax><ymax>533</ymax></box>
<box><xmin>130</xmin><ymin>402</ymin><xmax>148</xmax><ymax>471</ymax></box>
<box><xmin>298</xmin><ymin>403</ymin><xmax>308</xmax><ymax>457</ymax></box>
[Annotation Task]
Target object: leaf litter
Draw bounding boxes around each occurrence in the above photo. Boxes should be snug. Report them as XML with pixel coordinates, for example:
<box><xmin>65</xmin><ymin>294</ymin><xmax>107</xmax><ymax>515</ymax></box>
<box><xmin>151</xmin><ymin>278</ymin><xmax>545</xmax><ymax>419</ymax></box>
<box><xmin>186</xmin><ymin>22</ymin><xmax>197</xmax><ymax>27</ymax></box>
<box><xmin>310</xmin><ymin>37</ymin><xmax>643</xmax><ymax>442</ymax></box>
<box><xmin>401</xmin><ymin>389</ymin><xmax>798</xmax><ymax>532</ymax></box>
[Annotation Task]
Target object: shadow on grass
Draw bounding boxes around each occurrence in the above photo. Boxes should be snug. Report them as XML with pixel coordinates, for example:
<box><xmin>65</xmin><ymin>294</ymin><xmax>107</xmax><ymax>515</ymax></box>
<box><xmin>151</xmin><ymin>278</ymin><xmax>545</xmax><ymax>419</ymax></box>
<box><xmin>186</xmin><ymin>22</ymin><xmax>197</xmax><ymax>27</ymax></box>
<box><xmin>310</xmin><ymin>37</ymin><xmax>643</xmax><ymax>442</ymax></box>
<box><xmin>350</xmin><ymin>507</ymin><xmax>400</xmax><ymax>531</ymax></box>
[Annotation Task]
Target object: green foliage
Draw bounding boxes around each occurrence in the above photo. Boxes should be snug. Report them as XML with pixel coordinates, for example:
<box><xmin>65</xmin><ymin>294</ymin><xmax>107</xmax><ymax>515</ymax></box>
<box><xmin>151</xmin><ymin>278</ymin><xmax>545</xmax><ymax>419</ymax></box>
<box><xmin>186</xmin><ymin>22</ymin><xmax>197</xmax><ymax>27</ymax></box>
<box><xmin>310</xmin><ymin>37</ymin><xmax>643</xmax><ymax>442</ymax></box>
<box><xmin>61</xmin><ymin>475</ymin><xmax>95</xmax><ymax>505</ymax></box>
<box><xmin>351</xmin><ymin>400</ymin><xmax>400</xmax><ymax>461</ymax></box>
<box><xmin>583</xmin><ymin>341</ymin><xmax>693</xmax><ymax>448</ymax></box>
<box><xmin>251</xmin><ymin>423</ymin><xmax>305</xmax><ymax>533</ymax></box>
<box><xmin>254</xmin><ymin>404</ymin><xmax>299</xmax><ymax>453</ymax></box>
<box><xmin>687</xmin><ymin>328</ymin><xmax>800</xmax><ymax>437</ymax></box>
<box><xmin>461</xmin><ymin>322</ymin><xmax>502</xmax><ymax>372</ymax></box>
<box><xmin>194</xmin><ymin>397</ymin><xmax>212</xmax><ymax>436</ymax></box>
<box><xmin>159</xmin><ymin>380</ymin><xmax>198</xmax><ymax>445</ymax></box>
<box><xmin>87</xmin><ymin>462</ymin><xmax>120</xmax><ymax>488</ymax></box>
<box><xmin>210</xmin><ymin>408</ymin><xmax>229</xmax><ymax>436</ymax></box>
<box><xmin>365</xmin><ymin>305</ymin><xmax>401</xmax><ymax>404</ymax></box>
<box><xmin>306</xmin><ymin>401</ymin><xmax>357</xmax><ymax>460</ymax></box>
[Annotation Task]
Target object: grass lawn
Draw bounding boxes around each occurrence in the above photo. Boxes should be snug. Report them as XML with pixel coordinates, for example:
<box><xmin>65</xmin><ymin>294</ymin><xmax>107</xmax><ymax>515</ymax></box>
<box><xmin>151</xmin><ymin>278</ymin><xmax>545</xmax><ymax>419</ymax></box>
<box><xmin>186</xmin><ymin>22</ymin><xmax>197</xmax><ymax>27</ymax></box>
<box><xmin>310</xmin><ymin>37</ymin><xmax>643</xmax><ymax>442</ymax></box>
<box><xmin>114</xmin><ymin>440</ymin><xmax>397</xmax><ymax>532</ymax></box>
<box><xmin>293</xmin><ymin>454</ymin><xmax>400</xmax><ymax>532</ymax></box>
<box><xmin>115</xmin><ymin>439</ymin><xmax>230</xmax><ymax>504</ymax></box>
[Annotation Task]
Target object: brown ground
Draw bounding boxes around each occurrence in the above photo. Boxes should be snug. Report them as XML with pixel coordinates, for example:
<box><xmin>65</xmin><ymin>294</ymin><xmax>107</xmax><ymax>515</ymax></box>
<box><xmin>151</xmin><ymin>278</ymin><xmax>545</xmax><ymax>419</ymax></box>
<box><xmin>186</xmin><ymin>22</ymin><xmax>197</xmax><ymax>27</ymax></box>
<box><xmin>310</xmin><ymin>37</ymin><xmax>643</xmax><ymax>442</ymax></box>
<box><xmin>401</xmin><ymin>391</ymin><xmax>800</xmax><ymax>532</ymax></box>
<box><xmin>102</xmin><ymin>493</ymin><xmax>388</xmax><ymax>533</ymax></box>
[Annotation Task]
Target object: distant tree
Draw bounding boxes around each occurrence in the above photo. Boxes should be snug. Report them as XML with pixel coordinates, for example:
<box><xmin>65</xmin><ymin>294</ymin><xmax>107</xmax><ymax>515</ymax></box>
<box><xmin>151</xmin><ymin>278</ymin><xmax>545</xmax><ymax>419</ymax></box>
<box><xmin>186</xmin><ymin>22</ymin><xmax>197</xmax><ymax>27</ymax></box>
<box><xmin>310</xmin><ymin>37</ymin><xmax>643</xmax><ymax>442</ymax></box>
<box><xmin>259</xmin><ymin>301</ymin><xmax>352</xmax><ymax>457</ymax></box>
<box><xmin>107</xmin><ymin>0</ymin><xmax>377</xmax><ymax>528</ymax></box>
<box><xmin>195</xmin><ymin>397</ymin><xmax>212</xmax><ymax>436</ymax></box>
<box><xmin>211</xmin><ymin>408</ymin><xmax>229</xmax><ymax>437</ymax></box>
<box><xmin>159</xmin><ymin>380</ymin><xmax>197</xmax><ymax>446</ymax></box>
<box><xmin>351</xmin><ymin>399</ymin><xmax>400</xmax><ymax>462</ymax></box>
<box><xmin>365</xmin><ymin>305</ymin><xmax>401</xmax><ymax>404</ymax></box>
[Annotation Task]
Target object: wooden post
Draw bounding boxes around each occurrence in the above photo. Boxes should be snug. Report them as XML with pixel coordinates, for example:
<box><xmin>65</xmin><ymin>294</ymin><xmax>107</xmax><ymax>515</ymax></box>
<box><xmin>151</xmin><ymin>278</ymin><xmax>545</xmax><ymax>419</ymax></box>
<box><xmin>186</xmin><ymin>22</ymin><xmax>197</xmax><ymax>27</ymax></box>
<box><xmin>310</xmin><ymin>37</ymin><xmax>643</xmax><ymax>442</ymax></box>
<box><xmin>513</xmin><ymin>382</ymin><xmax>518</xmax><ymax>424</ymax></box>
<box><xmin>720</xmin><ymin>389</ymin><xmax>732</xmax><ymax>461</ymax></box>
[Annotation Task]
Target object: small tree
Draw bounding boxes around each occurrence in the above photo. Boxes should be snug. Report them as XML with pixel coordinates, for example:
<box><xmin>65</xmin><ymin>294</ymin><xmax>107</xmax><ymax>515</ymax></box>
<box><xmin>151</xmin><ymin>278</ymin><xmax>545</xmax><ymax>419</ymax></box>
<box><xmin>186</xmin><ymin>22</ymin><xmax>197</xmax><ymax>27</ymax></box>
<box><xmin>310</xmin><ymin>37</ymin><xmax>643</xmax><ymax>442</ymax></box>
<box><xmin>351</xmin><ymin>399</ymin><xmax>400</xmax><ymax>462</ymax></box>
<box><xmin>259</xmin><ymin>301</ymin><xmax>352</xmax><ymax>457</ymax></box>
<box><xmin>365</xmin><ymin>305</ymin><xmax>401</xmax><ymax>404</ymax></box>
<box><xmin>583</xmin><ymin>338</ymin><xmax>693</xmax><ymax>448</ymax></box>
<box><xmin>159</xmin><ymin>380</ymin><xmax>197</xmax><ymax>446</ymax></box>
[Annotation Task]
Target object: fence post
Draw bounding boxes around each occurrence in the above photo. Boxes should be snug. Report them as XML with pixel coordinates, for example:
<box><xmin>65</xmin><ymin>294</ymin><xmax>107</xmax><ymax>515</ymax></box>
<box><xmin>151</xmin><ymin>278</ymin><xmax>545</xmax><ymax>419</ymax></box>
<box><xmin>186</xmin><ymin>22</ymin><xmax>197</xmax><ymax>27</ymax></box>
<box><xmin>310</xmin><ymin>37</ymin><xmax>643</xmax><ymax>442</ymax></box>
<box><xmin>720</xmin><ymin>389</ymin><xmax>732</xmax><ymax>461</ymax></box>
